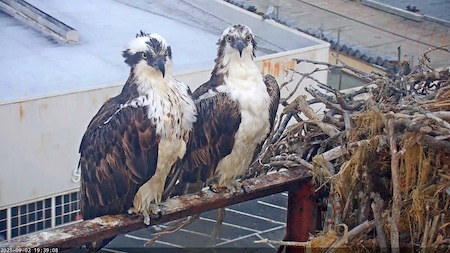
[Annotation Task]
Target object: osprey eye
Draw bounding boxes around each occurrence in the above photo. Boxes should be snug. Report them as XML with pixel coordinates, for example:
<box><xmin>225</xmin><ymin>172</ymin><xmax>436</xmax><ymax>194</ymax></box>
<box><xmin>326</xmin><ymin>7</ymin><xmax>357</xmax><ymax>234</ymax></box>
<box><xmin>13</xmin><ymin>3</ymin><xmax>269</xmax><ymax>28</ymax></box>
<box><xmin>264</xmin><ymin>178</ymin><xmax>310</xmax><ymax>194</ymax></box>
<box><xmin>226</xmin><ymin>36</ymin><xmax>232</xmax><ymax>42</ymax></box>
<box><xmin>245</xmin><ymin>35</ymin><xmax>252</xmax><ymax>41</ymax></box>
<box><xmin>141</xmin><ymin>53</ymin><xmax>147</xmax><ymax>59</ymax></box>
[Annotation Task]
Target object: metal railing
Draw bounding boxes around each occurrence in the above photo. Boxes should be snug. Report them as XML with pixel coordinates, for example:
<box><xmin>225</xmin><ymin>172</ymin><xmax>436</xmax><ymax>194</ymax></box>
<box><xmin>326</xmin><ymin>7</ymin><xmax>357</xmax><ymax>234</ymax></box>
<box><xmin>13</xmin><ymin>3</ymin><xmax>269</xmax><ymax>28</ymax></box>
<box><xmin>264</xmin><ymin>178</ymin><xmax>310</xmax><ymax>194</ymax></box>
<box><xmin>0</xmin><ymin>168</ymin><xmax>313</xmax><ymax>252</ymax></box>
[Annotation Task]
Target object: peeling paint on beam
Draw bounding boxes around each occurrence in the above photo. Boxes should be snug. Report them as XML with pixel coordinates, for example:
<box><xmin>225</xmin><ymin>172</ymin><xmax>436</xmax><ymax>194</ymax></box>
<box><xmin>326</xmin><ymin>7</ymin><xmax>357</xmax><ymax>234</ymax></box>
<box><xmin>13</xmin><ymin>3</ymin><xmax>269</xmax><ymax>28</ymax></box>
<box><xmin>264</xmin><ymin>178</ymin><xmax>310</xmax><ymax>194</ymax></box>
<box><xmin>0</xmin><ymin>168</ymin><xmax>312</xmax><ymax>249</ymax></box>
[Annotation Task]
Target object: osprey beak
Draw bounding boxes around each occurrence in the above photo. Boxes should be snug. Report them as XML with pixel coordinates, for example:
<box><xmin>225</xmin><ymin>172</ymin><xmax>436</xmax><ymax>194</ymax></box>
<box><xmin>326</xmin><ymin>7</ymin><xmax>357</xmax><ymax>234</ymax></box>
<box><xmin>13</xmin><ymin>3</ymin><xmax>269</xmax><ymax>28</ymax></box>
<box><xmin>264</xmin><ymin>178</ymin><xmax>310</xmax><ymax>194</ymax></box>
<box><xmin>152</xmin><ymin>58</ymin><xmax>165</xmax><ymax>77</ymax></box>
<box><xmin>235</xmin><ymin>40</ymin><xmax>245</xmax><ymax>57</ymax></box>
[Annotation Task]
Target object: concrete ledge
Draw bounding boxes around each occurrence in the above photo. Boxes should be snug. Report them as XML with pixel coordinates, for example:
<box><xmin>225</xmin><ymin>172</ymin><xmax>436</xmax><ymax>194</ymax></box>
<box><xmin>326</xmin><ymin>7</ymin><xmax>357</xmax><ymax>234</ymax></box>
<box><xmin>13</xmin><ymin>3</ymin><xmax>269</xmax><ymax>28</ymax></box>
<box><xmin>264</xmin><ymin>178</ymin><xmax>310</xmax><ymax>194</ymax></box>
<box><xmin>424</xmin><ymin>15</ymin><xmax>450</xmax><ymax>27</ymax></box>
<box><xmin>361</xmin><ymin>0</ymin><xmax>424</xmax><ymax>22</ymax></box>
<box><xmin>0</xmin><ymin>0</ymin><xmax>79</xmax><ymax>42</ymax></box>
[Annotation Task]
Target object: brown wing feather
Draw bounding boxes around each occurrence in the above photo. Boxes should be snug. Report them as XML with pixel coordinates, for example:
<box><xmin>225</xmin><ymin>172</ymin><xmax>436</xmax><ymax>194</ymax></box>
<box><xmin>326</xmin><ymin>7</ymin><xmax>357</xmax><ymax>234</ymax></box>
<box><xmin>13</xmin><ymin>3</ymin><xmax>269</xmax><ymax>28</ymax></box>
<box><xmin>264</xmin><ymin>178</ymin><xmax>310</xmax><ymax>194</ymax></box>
<box><xmin>79</xmin><ymin>95</ymin><xmax>159</xmax><ymax>220</ymax></box>
<box><xmin>264</xmin><ymin>74</ymin><xmax>281</xmax><ymax>132</ymax></box>
<box><xmin>172</xmin><ymin>93</ymin><xmax>241</xmax><ymax>195</ymax></box>
<box><xmin>191</xmin><ymin>74</ymin><xmax>223</xmax><ymax>99</ymax></box>
<box><xmin>251</xmin><ymin>74</ymin><xmax>281</xmax><ymax>162</ymax></box>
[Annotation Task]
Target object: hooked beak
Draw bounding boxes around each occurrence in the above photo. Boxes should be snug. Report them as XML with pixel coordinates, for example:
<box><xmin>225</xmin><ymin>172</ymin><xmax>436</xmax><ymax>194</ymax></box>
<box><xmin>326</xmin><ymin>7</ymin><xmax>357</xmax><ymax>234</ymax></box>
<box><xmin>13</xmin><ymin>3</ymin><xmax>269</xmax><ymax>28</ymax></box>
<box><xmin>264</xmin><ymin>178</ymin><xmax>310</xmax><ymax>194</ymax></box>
<box><xmin>152</xmin><ymin>58</ymin><xmax>165</xmax><ymax>77</ymax></box>
<box><xmin>235</xmin><ymin>40</ymin><xmax>245</xmax><ymax>57</ymax></box>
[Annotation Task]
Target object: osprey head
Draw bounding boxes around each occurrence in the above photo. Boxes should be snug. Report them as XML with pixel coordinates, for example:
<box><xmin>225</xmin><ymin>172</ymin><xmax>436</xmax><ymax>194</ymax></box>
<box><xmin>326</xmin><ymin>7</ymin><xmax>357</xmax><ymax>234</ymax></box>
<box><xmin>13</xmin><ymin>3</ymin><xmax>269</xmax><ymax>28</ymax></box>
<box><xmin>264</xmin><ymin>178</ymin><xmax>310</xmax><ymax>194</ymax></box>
<box><xmin>219</xmin><ymin>24</ymin><xmax>256</xmax><ymax>58</ymax></box>
<box><xmin>122</xmin><ymin>31</ymin><xmax>172</xmax><ymax>78</ymax></box>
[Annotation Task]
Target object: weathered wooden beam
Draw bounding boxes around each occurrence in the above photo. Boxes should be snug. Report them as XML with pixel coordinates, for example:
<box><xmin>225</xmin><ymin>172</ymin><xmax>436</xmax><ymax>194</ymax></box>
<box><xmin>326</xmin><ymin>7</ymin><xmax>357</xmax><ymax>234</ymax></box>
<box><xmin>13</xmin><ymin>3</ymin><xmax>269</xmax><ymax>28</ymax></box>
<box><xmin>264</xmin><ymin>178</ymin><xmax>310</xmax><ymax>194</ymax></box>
<box><xmin>0</xmin><ymin>168</ymin><xmax>312</xmax><ymax>249</ymax></box>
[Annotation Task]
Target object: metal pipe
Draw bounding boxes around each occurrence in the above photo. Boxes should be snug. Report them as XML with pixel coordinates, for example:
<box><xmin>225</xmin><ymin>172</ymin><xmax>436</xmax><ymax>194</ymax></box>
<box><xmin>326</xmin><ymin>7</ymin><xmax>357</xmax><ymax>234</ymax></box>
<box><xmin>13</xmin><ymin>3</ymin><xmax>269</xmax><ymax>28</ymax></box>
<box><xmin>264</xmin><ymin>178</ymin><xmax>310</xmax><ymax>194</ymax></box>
<box><xmin>285</xmin><ymin>179</ymin><xmax>316</xmax><ymax>253</ymax></box>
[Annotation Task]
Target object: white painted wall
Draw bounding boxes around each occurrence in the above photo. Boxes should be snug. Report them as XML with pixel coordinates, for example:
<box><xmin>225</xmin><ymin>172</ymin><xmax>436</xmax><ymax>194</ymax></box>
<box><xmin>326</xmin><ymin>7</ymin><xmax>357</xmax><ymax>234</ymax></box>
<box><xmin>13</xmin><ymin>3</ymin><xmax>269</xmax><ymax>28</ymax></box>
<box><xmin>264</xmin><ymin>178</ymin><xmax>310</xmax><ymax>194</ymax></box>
<box><xmin>0</xmin><ymin>45</ymin><xmax>328</xmax><ymax>208</ymax></box>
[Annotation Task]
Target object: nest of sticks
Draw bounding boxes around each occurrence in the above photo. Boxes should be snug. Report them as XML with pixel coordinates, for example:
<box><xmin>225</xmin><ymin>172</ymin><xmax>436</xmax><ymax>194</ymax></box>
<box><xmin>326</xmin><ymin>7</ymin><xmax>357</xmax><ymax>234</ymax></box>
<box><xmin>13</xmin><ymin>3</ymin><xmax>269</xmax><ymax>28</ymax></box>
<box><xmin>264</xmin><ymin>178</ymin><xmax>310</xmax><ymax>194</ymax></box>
<box><xmin>250</xmin><ymin>47</ymin><xmax>450</xmax><ymax>251</ymax></box>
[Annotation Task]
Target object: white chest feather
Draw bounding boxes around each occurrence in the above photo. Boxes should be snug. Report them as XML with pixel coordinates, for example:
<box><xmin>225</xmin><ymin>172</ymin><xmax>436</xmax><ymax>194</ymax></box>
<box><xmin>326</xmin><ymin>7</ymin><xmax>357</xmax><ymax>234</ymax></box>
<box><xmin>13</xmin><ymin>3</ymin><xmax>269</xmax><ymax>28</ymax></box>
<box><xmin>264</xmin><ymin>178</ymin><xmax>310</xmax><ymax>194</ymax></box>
<box><xmin>135</xmin><ymin>79</ymin><xmax>196</xmax><ymax>140</ymax></box>
<box><xmin>215</xmin><ymin>57</ymin><xmax>271</xmax><ymax>185</ymax></box>
<box><xmin>131</xmin><ymin>67</ymin><xmax>196</xmax><ymax>210</ymax></box>
<box><xmin>133</xmin><ymin>61</ymin><xmax>197</xmax><ymax>140</ymax></box>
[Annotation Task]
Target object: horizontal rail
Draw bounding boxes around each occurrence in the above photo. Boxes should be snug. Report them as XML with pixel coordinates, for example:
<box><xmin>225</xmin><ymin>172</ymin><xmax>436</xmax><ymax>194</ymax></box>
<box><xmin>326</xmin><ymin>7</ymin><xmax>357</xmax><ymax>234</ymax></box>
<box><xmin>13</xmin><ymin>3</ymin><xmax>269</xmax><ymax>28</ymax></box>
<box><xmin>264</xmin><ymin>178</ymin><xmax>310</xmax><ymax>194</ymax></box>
<box><xmin>0</xmin><ymin>0</ymin><xmax>79</xmax><ymax>42</ymax></box>
<box><xmin>0</xmin><ymin>168</ymin><xmax>312</xmax><ymax>249</ymax></box>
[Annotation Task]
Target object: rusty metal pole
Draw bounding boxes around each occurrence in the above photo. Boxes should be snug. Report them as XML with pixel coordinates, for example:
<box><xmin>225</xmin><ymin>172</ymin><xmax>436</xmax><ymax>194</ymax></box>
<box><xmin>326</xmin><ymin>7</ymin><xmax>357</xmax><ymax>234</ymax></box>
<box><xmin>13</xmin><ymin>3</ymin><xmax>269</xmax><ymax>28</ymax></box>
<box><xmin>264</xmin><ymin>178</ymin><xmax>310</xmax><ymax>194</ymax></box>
<box><xmin>285</xmin><ymin>179</ymin><xmax>316</xmax><ymax>253</ymax></box>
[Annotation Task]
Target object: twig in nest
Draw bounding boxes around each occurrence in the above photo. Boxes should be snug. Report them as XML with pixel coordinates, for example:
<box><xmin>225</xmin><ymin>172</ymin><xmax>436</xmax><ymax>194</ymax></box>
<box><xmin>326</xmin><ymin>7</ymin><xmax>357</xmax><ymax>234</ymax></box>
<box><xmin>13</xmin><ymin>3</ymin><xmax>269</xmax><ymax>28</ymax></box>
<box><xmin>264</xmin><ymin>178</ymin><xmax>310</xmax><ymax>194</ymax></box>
<box><xmin>371</xmin><ymin>192</ymin><xmax>388</xmax><ymax>251</ymax></box>
<box><xmin>279</xmin><ymin>69</ymin><xmax>294</xmax><ymax>90</ymax></box>
<box><xmin>327</xmin><ymin>221</ymin><xmax>375</xmax><ymax>253</ymax></box>
<box><xmin>281</xmin><ymin>96</ymin><xmax>303</xmax><ymax>122</ymax></box>
<box><xmin>297</xmin><ymin>95</ymin><xmax>340</xmax><ymax>137</ymax></box>
<box><xmin>431</xmin><ymin>235</ymin><xmax>447</xmax><ymax>248</ymax></box>
<box><xmin>430</xmin><ymin>111</ymin><xmax>450</xmax><ymax>121</ymax></box>
<box><xmin>419</xmin><ymin>135</ymin><xmax>450</xmax><ymax>154</ymax></box>
<box><xmin>271</xmin><ymin>113</ymin><xmax>294</xmax><ymax>144</ymax></box>
<box><xmin>324</xmin><ymin>109</ymin><xmax>342</xmax><ymax>125</ymax></box>
<box><xmin>326</xmin><ymin>224</ymin><xmax>348</xmax><ymax>253</ymax></box>
<box><xmin>144</xmin><ymin>215</ymin><xmax>199</xmax><ymax>247</ymax></box>
<box><xmin>343</xmin><ymin>111</ymin><xmax>351</xmax><ymax>140</ymax></box>
<box><xmin>427</xmin><ymin>214</ymin><xmax>441</xmax><ymax>247</ymax></box>
<box><xmin>210</xmin><ymin>207</ymin><xmax>226</xmax><ymax>244</ymax></box>
<box><xmin>289</xmin><ymin>68</ymin><xmax>329</xmax><ymax>88</ymax></box>
<box><xmin>421</xmin><ymin>213</ymin><xmax>432</xmax><ymax>252</ymax></box>
<box><xmin>307</xmin><ymin>85</ymin><xmax>339</xmax><ymax>104</ymax></box>
<box><xmin>334</xmin><ymin>90</ymin><xmax>364</xmax><ymax>112</ymax></box>
<box><xmin>280</xmin><ymin>67</ymin><xmax>328</xmax><ymax>104</ymax></box>
<box><xmin>388</xmin><ymin>118</ymin><xmax>401</xmax><ymax>253</ymax></box>
<box><xmin>313</xmin><ymin>139</ymin><xmax>377</xmax><ymax>164</ymax></box>
<box><xmin>254</xmin><ymin>238</ymin><xmax>311</xmax><ymax>247</ymax></box>
<box><xmin>415</xmin><ymin>45</ymin><xmax>450</xmax><ymax>72</ymax></box>
<box><xmin>357</xmin><ymin>191</ymin><xmax>369</xmax><ymax>224</ymax></box>
<box><xmin>418</xmin><ymin>45</ymin><xmax>450</xmax><ymax>71</ymax></box>
<box><xmin>426</xmin><ymin>112</ymin><xmax>450</xmax><ymax>132</ymax></box>
<box><xmin>332</xmin><ymin>193</ymin><xmax>343</xmax><ymax>226</ymax></box>
<box><xmin>271</xmin><ymin>154</ymin><xmax>314</xmax><ymax>170</ymax></box>
<box><xmin>305</xmin><ymin>86</ymin><xmax>345</xmax><ymax>114</ymax></box>
<box><xmin>295</xmin><ymin>58</ymin><xmax>374</xmax><ymax>82</ymax></box>
<box><xmin>342</xmin><ymin>190</ymin><xmax>353</xmax><ymax>222</ymax></box>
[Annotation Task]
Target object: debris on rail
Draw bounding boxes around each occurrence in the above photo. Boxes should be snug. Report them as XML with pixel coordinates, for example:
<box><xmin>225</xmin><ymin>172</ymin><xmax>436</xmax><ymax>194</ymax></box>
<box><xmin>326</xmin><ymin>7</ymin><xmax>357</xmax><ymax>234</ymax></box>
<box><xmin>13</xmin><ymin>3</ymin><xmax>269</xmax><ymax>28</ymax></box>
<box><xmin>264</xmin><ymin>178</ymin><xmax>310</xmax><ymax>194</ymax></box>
<box><xmin>250</xmin><ymin>47</ymin><xmax>450</xmax><ymax>251</ymax></box>
<box><xmin>0</xmin><ymin>168</ymin><xmax>311</xmax><ymax>249</ymax></box>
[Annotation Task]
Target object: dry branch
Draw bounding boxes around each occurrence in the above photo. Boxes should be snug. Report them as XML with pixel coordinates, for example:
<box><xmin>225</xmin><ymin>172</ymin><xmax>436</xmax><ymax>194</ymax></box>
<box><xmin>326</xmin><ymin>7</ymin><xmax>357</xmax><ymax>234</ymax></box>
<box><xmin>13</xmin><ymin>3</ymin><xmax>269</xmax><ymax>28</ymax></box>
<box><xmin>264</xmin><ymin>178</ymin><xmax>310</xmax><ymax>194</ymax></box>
<box><xmin>254</xmin><ymin>238</ymin><xmax>310</xmax><ymax>247</ymax></box>
<box><xmin>388</xmin><ymin>119</ymin><xmax>401</xmax><ymax>252</ymax></box>
<box><xmin>297</xmin><ymin>95</ymin><xmax>340</xmax><ymax>137</ymax></box>
<box><xmin>327</xmin><ymin>221</ymin><xmax>375</xmax><ymax>252</ymax></box>
<box><xmin>253</xmin><ymin>49</ymin><xmax>449</xmax><ymax>251</ymax></box>
<box><xmin>371</xmin><ymin>192</ymin><xmax>388</xmax><ymax>250</ymax></box>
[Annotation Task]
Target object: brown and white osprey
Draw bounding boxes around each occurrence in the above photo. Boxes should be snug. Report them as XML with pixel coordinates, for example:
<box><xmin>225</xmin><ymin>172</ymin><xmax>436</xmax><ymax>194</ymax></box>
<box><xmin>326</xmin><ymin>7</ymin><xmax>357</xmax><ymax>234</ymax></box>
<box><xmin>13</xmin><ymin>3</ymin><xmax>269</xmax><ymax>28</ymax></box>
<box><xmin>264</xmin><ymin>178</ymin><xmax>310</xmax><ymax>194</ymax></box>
<box><xmin>78</xmin><ymin>31</ymin><xmax>196</xmax><ymax>232</ymax></box>
<box><xmin>174</xmin><ymin>24</ymin><xmax>280</xmax><ymax>195</ymax></box>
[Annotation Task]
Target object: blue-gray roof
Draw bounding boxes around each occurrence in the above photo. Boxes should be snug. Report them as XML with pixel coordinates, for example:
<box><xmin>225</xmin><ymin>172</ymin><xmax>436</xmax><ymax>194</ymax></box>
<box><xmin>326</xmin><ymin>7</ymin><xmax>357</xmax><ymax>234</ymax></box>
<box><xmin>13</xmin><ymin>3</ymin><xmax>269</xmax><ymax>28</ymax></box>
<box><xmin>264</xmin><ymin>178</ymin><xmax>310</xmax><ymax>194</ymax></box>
<box><xmin>0</xmin><ymin>0</ymin><xmax>219</xmax><ymax>103</ymax></box>
<box><xmin>225</xmin><ymin>0</ymin><xmax>399</xmax><ymax>72</ymax></box>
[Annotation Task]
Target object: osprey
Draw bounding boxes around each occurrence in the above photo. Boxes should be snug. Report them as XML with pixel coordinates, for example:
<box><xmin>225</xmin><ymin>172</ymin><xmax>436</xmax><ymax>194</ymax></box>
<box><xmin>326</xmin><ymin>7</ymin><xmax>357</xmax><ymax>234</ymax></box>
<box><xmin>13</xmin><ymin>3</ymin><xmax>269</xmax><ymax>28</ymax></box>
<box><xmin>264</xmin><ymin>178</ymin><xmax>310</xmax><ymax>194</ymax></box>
<box><xmin>174</xmin><ymin>24</ymin><xmax>280</xmax><ymax>195</ymax></box>
<box><xmin>78</xmin><ymin>31</ymin><xmax>196</xmax><ymax>236</ymax></box>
